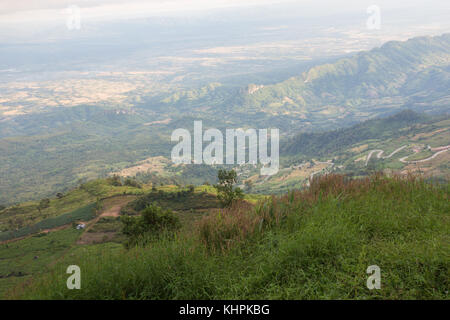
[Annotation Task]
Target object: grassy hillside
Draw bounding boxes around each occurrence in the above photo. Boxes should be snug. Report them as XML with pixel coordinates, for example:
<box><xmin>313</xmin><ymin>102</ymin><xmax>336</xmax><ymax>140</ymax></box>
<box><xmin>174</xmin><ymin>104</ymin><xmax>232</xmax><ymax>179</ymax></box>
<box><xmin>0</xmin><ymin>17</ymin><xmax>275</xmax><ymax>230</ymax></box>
<box><xmin>0</xmin><ymin>177</ymin><xmax>148</xmax><ymax>235</ymax></box>
<box><xmin>0</xmin><ymin>228</ymin><xmax>84</xmax><ymax>296</ymax></box>
<box><xmin>0</xmin><ymin>178</ymin><xmax>266</xmax><ymax>297</ymax></box>
<box><xmin>8</xmin><ymin>174</ymin><xmax>449</xmax><ymax>300</ymax></box>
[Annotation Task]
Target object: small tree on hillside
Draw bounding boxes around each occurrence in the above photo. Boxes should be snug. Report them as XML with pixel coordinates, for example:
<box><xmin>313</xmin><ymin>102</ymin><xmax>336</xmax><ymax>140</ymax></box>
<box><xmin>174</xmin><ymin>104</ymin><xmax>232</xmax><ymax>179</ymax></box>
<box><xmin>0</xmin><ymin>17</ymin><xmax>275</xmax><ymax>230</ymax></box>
<box><xmin>108</xmin><ymin>175</ymin><xmax>122</xmax><ymax>186</ymax></box>
<box><xmin>244</xmin><ymin>180</ymin><xmax>253</xmax><ymax>192</ymax></box>
<box><xmin>37</xmin><ymin>198</ymin><xmax>50</xmax><ymax>213</ymax></box>
<box><xmin>214</xmin><ymin>169</ymin><xmax>243</xmax><ymax>208</ymax></box>
<box><xmin>124</xmin><ymin>178</ymin><xmax>142</xmax><ymax>188</ymax></box>
<box><xmin>121</xmin><ymin>204</ymin><xmax>181</xmax><ymax>248</ymax></box>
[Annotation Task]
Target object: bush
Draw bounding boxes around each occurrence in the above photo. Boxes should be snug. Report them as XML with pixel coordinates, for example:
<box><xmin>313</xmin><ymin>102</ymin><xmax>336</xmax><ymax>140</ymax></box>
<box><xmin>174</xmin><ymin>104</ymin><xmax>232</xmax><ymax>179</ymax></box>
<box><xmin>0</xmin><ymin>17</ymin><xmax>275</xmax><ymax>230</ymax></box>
<box><xmin>38</xmin><ymin>199</ymin><xmax>50</xmax><ymax>212</ymax></box>
<box><xmin>214</xmin><ymin>169</ymin><xmax>243</xmax><ymax>208</ymax></box>
<box><xmin>124</xmin><ymin>179</ymin><xmax>142</xmax><ymax>189</ymax></box>
<box><xmin>107</xmin><ymin>175</ymin><xmax>122</xmax><ymax>186</ymax></box>
<box><xmin>121</xmin><ymin>204</ymin><xmax>181</xmax><ymax>248</ymax></box>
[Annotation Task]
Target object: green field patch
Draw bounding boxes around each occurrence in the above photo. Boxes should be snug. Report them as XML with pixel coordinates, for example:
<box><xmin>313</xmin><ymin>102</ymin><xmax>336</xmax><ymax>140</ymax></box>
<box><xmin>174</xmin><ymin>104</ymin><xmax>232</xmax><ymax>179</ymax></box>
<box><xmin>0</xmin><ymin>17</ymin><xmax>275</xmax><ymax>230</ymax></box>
<box><xmin>87</xmin><ymin>217</ymin><xmax>121</xmax><ymax>233</ymax></box>
<box><xmin>0</xmin><ymin>203</ymin><xmax>96</xmax><ymax>242</ymax></box>
<box><xmin>0</xmin><ymin>228</ymin><xmax>82</xmax><ymax>297</ymax></box>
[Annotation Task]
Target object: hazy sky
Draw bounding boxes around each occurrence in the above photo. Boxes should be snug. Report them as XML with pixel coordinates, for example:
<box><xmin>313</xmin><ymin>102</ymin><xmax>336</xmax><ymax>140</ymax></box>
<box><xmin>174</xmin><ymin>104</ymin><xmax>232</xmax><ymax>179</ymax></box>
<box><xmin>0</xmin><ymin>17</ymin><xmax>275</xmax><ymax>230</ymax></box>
<box><xmin>0</xmin><ymin>0</ymin><xmax>294</xmax><ymax>19</ymax></box>
<box><xmin>1</xmin><ymin>0</ymin><xmax>447</xmax><ymax>21</ymax></box>
<box><xmin>0</xmin><ymin>0</ymin><xmax>448</xmax><ymax>42</ymax></box>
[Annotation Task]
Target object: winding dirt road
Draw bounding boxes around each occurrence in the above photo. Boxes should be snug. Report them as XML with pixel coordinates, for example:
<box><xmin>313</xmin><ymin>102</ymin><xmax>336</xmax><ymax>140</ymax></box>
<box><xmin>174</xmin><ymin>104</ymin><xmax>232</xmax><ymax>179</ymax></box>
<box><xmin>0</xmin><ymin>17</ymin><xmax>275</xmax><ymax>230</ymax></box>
<box><xmin>365</xmin><ymin>145</ymin><xmax>449</xmax><ymax>166</ymax></box>
<box><xmin>399</xmin><ymin>147</ymin><xmax>449</xmax><ymax>164</ymax></box>
<box><xmin>365</xmin><ymin>146</ymin><xmax>407</xmax><ymax>166</ymax></box>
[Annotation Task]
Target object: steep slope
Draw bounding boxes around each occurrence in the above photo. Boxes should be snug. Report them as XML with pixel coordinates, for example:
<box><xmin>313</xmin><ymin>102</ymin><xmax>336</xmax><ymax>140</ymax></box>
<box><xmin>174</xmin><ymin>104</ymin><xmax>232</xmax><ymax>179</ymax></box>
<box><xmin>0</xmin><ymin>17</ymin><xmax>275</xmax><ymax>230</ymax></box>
<box><xmin>239</xmin><ymin>34</ymin><xmax>450</xmax><ymax>116</ymax></box>
<box><xmin>152</xmin><ymin>34</ymin><xmax>450</xmax><ymax>130</ymax></box>
<box><xmin>281</xmin><ymin>110</ymin><xmax>431</xmax><ymax>156</ymax></box>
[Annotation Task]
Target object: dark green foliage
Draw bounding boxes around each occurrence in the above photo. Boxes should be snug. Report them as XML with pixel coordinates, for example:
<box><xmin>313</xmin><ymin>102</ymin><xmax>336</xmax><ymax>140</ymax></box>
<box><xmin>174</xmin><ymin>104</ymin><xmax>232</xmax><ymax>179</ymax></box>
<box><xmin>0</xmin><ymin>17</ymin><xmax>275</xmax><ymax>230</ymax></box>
<box><xmin>95</xmin><ymin>198</ymin><xmax>103</xmax><ymax>211</ymax></box>
<box><xmin>120</xmin><ymin>188</ymin><xmax>219</xmax><ymax>216</ymax></box>
<box><xmin>107</xmin><ymin>175</ymin><xmax>122</xmax><ymax>187</ymax></box>
<box><xmin>214</xmin><ymin>169</ymin><xmax>244</xmax><ymax>208</ymax></box>
<box><xmin>282</xmin><ymin>110</ymin><xmax>429</xmax><ymax>156</ymax></box>
<box><xmin>38</xmin><ymin>199</ymin><xmax>50</xmax><ymax>212</ymax></box>
<box><xmin>121</xmin><ymin>205</ymin><xmax>181</xmax><ymax>247</ymax></box>
<box><xmin>123</xmin><ymin>178</ymin><xmax>142</xmax><ymax>189</ymax></box>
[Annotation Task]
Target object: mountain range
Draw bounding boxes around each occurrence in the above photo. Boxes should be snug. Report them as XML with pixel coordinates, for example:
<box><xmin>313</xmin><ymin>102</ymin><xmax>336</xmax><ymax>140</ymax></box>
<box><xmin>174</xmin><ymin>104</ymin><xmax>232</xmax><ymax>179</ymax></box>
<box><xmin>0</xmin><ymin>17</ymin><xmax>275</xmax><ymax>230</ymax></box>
<box><xmin>0</xmin><ymin>34</ymin><xmax>449</xmax><ymax>205</ymax></box>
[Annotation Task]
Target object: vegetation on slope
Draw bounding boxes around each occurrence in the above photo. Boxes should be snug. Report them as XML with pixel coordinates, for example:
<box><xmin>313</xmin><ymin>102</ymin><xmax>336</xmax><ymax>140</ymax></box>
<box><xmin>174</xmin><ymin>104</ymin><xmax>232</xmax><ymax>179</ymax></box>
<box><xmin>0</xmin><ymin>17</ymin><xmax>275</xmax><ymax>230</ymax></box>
<box><xmin>0</xmin><ymin>203</ymin><xmax>96</xmax><ymax>242</ymax></box>
<box><xmin>240</xmin><ymin>34</ymin><xmax>450</xmax><ymax>114</ymax></box>
<box><xmin>0</xmin><ymin>228</ymin><xmax>83</xmax><ymax>296</ymax></box>
<box><xmin>11</xmin><ymin>174</ymin><xmax>449</xmax><ymax>300</ymax></box>
<box><xmin>281</xmin><ymin>110</ymin><xmax>430</xmax><ymax>156</ymax></box>
<box><xmin>0</xmin><ymin>180</ymin><xmax>243</xmax><ymax>296</ymax></box>
<box><xmin>0</xmin><ymin>177</ymin><xmax>148</xmax><ymax>235</ymax></box>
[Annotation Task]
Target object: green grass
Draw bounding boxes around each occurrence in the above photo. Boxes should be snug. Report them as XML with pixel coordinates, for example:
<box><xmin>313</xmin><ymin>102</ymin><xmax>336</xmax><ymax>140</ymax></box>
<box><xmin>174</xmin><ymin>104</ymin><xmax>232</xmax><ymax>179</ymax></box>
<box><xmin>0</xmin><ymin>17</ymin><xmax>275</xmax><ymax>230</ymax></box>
<box><xmin>0</xmin><ymin>228</ymin><xmax>83</xmax><ymax>298</ymax></box>
<box><xmin>87</xmin><ymin>217</ymin><xmax>121</xmax><ymax>233</ymax></box>
<box><xmin>79</xmin><ymin>179</ymin><xmax>147</xmax><ymax>198</ymax></box>
<box><xmin>11</xmin><ymin>175</ymin><xmax>449</xmax><ymax>300</ymax></box>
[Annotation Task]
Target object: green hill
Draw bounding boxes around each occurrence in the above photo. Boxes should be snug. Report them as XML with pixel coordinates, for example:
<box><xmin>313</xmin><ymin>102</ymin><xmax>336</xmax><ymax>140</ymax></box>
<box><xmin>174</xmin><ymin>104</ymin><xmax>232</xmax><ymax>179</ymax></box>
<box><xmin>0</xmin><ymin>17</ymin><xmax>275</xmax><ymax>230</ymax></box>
<box><xmin>8</xmin><ymin>174</ymin><xmax>449</xmax><ymax>300</ymax></box>
<box><xmin>0</xmin><ymin>178</ymin><xmax>267</xmax><ymax>297</ymax></box>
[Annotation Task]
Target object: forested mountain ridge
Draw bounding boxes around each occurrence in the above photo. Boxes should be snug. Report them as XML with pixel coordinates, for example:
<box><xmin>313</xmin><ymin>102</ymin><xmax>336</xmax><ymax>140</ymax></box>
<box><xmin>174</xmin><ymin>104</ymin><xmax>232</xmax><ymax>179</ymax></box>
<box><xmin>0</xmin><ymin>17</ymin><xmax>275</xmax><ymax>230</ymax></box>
<box><xmin>153</xmin><ymin>34</ymin><xmax>450</xmax><ymax>129</ymax></box>
<box><xmin>237</xmin><ymin>34</ymin><xmax>450</xmax><ymax>114</ymax></box>
<box><xmin>281</xmin><ymin>110</ymin><xmax>432</xmax><ymax>156</ymax></box>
